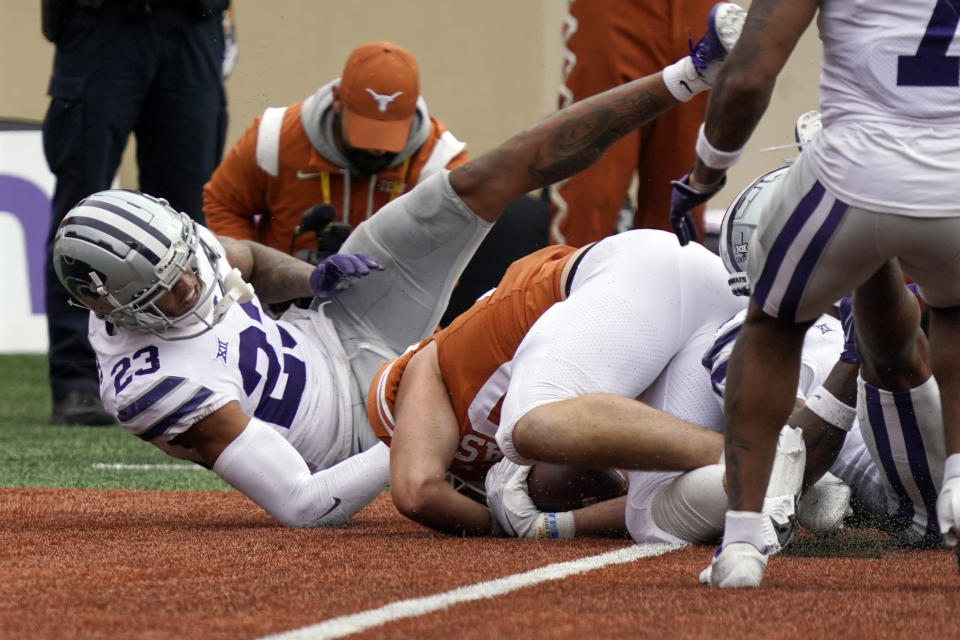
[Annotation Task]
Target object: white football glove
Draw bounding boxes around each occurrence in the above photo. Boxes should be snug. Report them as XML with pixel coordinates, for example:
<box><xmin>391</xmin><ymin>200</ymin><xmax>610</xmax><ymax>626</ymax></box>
<box><xmin>485</xmin><ymin>459</ymin><xmax>540</xmax><ymax>538</ymax></box>
<box><xmin>937</xmin><ymin>475</ymin><xmax>960</xmax><ymax>547</ymax></box>
<box><xmin>485</xmin><ymin>459</ymin><xmax>576</xmax><ymax>538</ymax></box>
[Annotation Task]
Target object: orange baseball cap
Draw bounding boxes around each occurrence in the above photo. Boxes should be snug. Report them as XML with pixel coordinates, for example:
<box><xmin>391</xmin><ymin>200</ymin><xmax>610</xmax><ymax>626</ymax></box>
<box><xmin>340</xmin><ymin>41</ymin><xmax>420</xmax><ymax>153</ymax></box>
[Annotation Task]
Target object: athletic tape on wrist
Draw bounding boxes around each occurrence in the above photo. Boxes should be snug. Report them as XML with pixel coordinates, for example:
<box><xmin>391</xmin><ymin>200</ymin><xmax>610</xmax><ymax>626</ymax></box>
<box><xmin>536</xmin><ymin>512</ymin><xmax>575</xmax><ymax>539</ymax></box>
<box><xmin>804</xmin><ymin>385</ymin><xmax>856</xmax><ymax>432</ymax></box>
<box><xmin>541</xmin><ymin>512</ymin><xmax>560</xmax><ymax>538</ymax></box>
<box><xmin>695</xmin><ymin>123</ymin><xmax>744</xmax><ymax>169</ymax></box>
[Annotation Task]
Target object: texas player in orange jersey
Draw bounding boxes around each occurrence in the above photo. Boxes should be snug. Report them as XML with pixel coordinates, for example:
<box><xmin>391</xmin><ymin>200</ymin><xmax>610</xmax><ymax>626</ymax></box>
<box><xmin>368</xmin><ymin>228</ymin><xmax>746</xmax><ymax>537</ymax></box>
<box><xmin>368</xmin><ymin>243</ymin><xmax>630</xmax><ymax>536</ymax></box>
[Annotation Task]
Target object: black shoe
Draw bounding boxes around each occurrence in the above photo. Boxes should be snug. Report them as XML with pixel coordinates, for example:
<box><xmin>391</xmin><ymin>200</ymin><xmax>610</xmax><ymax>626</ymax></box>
<box><xmin>50</xmin><ymin>390</ymin><xmax>116</xmax><ymax>426</ymax></box>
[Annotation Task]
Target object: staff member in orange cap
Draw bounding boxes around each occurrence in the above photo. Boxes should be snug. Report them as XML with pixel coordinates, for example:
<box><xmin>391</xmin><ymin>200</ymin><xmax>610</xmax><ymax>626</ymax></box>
<box><xmin>203</xmin><ymin>41</ymin><xmax>470</xmax><ymax>258</ymax></box>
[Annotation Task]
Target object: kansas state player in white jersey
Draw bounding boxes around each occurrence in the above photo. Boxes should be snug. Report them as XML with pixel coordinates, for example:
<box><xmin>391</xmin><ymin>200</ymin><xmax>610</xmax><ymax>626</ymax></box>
<box><xmin>54</xmin><ymin>185</ymin><xmax>489</xmax><ymax>528</ymax></box>
<box><xmin>715</xmin><ymin>169</ymin><xmax>950</xmax><ymax>549</ymax></box>
<box><xmin>51</xmin><ymin>39</ymin><xmax>739</xmax><ymax>528</ymax></box>
<box><xmin>668</xmin><ymin>0</ymin><xmax>960</xmax><ymax>586</ymax></box>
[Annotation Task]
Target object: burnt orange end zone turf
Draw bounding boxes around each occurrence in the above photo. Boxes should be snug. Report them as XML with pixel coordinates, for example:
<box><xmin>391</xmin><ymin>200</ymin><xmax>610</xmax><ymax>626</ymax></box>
<box><xmin>1</xmin><ymin>488</ymin><xmax>958</xmax><ymax>639</ymax></box>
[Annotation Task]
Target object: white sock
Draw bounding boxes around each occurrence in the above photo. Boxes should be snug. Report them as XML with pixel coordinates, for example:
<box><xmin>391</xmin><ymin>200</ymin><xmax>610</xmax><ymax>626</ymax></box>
<box><xmin>662</xmin><ymin>57</ymin><xmax>709</xmax><ymax>102</ymax></box>
<box><xmin>722</xmin><ymin>510</ymin><xmax>767</xmax><ymax>552</ymax></box>
<box><xmin>651</xmin><ymin>464</ymin><xmax>727</xmax><ymax>543</ymax></box>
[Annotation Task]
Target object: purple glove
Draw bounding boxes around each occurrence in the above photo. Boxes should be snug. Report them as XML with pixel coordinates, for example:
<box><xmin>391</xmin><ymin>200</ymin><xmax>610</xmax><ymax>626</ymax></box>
<box><xmin>309</xmin><ymin>253</ymin><xmax>383</xmax><ymax>299</ymax></box>
<box><xmin>669</xmin><ymin>172</ymin><xmax>726</xmax><ymax>246</ymax></box>
<box><xmin>838</xmin><ymin>293</ymin><xmax>859</xmax><ymax>365</ymax></box>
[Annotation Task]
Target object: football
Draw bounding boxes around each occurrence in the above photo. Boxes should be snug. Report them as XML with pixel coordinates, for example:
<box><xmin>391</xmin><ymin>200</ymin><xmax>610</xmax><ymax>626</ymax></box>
<box><xmin>526</xmin><ymin>463</ymin><xmax>628</xmax><ymax>512</ymax></box>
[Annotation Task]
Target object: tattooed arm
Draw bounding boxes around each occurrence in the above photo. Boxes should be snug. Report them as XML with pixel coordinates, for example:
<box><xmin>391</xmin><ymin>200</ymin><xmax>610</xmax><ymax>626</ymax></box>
<box><xmin>218</xmin><ymin>235</ymin><xmax>314</xmax><ymax>303</ymax></box>
<box><xmin>449</xmin><ymin>74</ymin><xmax>676</xmax><ymax>222</ymax></box>
<box><xmin>692</xmin><ymin>0</ymin><xmax>819</xmax><ymax>187</ymax></box>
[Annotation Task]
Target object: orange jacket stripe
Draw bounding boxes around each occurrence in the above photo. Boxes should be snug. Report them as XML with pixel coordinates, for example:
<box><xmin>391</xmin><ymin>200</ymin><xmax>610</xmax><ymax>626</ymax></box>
<box><xmin>203</xmin><ymin>102</ymin><xmax>468</xmax><ymax>253</ymax></box>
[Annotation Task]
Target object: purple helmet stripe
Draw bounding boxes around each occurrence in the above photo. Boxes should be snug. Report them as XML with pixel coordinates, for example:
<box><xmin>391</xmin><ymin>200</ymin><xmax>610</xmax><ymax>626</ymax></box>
<box><xmin>78</xmin><ymin>197</ymin><xmax>175</xmax><ymax>248</ymax></box>
<box><xmin>753</xmin><ymin>181</ymin><xmax>826</xmax><ymax>311</ymax></box>
<box><xmin>65</xmin><ymin>215</ymin><xmax>163</xmax><ymax>265</ymax></box>
<box><xmin>778</xmin><ymin>197</ymin><xmax>849</xmax><ymax>322</ymax></box>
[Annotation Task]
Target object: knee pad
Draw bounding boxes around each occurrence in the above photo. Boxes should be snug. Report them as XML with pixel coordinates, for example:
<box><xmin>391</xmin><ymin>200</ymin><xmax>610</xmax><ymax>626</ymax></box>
<box><xmin>651</xmin><ymin>464</ymin><xmax>727</xmax><ymax>543</ymax></box>
<box><xmin>766</xmin><ymin>425</ymin><xmax>806</xmax><ymax>500</ymax></box>
<box><xmin>759</xmin><ymin>426</ymin><xmax>806</xmax><ymax>551</ymax></box>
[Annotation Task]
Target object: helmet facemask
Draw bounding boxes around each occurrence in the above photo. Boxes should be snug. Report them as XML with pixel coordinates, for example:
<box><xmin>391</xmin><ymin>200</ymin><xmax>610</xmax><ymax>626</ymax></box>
<box><xmin>117</xmin><ymin>230</ymin><xmax>225</xmax><ymax>340</ymax></box>
<box><xmin>54</xmin><ymin>190</ymin><xmax>233</xmax><ymax>341</ymax></box>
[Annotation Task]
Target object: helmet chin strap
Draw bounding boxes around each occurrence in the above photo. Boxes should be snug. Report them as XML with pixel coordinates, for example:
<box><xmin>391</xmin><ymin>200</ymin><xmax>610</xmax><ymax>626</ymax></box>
<box><xmin>152</xmin><ymin>235</ymin><xmax>252</xmax><ymax>341</ymax></box>
<box><xmin>212</xmin><ymin>268</ymin><xmax>255</xmax><ymax>323</ymax></box>
<box><xmin>728</xmin><ymin>271</ymin><xmax>750</xmax><ymax>297</ymax></box>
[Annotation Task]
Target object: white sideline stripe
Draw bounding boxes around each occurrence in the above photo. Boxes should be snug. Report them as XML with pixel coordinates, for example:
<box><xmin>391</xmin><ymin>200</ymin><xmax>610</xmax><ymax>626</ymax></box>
<box><xmin>91</xmin><ymin>462</ymin><xmax>205</xmax><ymax>471</ymax></box>
<box><xmin>261</xmin><ymin>543</ymin><xmax>684</xmax><ymax>640</ymax></box>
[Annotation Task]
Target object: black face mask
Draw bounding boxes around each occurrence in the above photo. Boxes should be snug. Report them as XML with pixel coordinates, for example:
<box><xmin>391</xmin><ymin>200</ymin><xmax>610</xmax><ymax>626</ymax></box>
<box><xmin>333</xmin><ymin>109</ymin><xmax>401</xmax><ymax>175</ymax></box>
<box><xmin>342</xmin><ymin>146</ymin><xmax>398</xmax><ymax>175</ymax></box>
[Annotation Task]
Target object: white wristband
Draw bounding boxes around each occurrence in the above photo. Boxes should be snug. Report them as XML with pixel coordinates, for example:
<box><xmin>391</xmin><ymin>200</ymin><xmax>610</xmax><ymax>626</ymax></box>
<box><xmin>804</xmin><ymin>385</ymin><xmax>856</xmax><ymax>432</ymax></box>
<box><xmin>695</xmin><ymin>123</ymin><xmax>744</xmax><ymax>169</ymax></box>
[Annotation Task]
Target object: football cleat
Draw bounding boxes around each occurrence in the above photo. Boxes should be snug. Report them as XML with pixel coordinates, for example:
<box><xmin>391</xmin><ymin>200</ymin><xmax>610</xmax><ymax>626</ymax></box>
<box><xmin>762</xmin><ymin>494</ymin><xmax>799</xmax><ymax>554</ymax></box>
<box><xmin>690</xmin><ymin>2</ymin><xmax>748</xmax><ymax>85</ymax></box>
<box><xmin>699</xmin><ymin>542</ymin><xmax>769</xmax><ymax>588</ymax></box>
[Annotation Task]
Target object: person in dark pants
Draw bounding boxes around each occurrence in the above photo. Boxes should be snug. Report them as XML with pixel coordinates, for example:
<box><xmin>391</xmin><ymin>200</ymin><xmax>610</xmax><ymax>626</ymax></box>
<box><xmin>41</xmin><ymin>0</ymin><xmax>229</xmax><ymax>424</ymax></box>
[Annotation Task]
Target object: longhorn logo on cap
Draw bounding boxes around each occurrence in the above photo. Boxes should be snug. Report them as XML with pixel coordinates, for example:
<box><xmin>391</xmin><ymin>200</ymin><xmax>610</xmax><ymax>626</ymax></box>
<box><xmin>365</xmin><ymin>88</ymin><xmax>404</xmax><ymax>113</ymax></box>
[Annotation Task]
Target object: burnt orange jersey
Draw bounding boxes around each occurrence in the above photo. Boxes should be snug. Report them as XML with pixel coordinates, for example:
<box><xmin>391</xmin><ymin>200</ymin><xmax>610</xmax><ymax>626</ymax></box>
<box><xmin>368</xmin><ymin>245</ymin><xmax>578</xmax><ymax>483</ymax></box>
<box><xmin>203</xmin><ymin>101</ymin><xmax>469</xmax><ymax>255</ymax></box>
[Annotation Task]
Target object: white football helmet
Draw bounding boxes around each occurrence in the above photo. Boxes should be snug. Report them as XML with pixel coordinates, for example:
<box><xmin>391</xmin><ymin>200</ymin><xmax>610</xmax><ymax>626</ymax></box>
<box><xmin>53</xmin><ymin>190</ymin><xmax>229</xmax><ymax>340</ymax></box>
<box><xmin>718</xmin><ymin>166</ymin><xmax>789</xmax><ymax>296</ymax></box>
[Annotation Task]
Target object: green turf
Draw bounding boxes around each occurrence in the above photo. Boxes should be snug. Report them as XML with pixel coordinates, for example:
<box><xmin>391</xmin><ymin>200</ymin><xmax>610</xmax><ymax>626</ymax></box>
<box><xmin>0</xmin><ymin>354</ymin><xmax>230</xmax><ymax>491</ymax></box>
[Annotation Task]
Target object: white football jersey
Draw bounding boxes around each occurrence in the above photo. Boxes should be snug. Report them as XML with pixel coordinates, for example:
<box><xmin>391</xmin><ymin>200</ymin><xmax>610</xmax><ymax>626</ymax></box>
<box><xmin>90</xmin><ymin>228</ymin><xmax>352</xmax><ymax>471</ymax></box>
<box><xmin>808</xmin><ymin>0</ymin><xmax>960</xmax><ymax>216</ymax></box>
<box><xmin>702</xmin><ymin>309</ymin><xmax>843</xmax><ymax>403</ymax></box>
